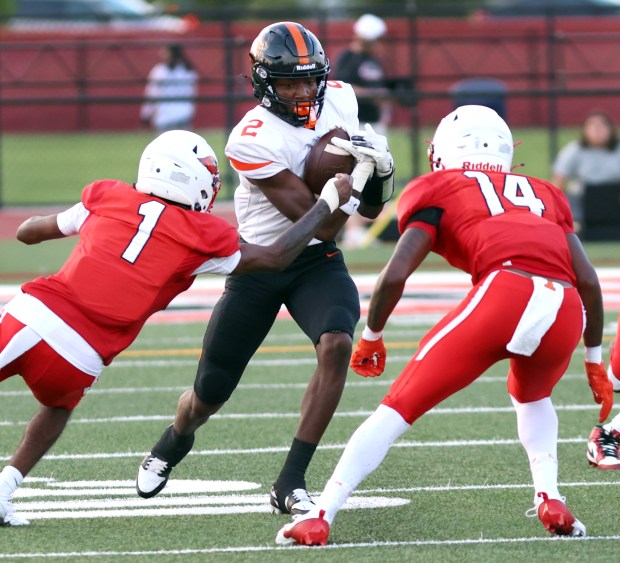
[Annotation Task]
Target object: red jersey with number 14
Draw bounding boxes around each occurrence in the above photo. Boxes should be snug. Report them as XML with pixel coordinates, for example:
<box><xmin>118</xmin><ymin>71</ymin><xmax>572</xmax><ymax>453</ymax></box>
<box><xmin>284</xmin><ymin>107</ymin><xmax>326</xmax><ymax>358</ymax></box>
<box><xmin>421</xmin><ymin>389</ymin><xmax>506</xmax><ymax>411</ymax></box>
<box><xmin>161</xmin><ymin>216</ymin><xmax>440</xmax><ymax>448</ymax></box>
<box><xmin>397</xmin><ymin>169</ymin><xmax>576</xmax><ymax>285</ymax></box>
<box><xmin>22</xmin><ymin>180</ymin><xmax>240</xmax><ymax>365</ymax></box>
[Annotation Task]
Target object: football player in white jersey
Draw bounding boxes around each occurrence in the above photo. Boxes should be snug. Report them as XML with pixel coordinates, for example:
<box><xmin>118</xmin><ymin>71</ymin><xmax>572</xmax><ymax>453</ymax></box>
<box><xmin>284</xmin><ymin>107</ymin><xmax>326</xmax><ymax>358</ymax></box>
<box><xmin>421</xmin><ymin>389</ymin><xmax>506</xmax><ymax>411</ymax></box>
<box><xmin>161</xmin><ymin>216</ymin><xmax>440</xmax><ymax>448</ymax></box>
<box><xmin>137</xmin><ymin>21</ymin><xmax>395</xmax><ymax>515</ymax></box>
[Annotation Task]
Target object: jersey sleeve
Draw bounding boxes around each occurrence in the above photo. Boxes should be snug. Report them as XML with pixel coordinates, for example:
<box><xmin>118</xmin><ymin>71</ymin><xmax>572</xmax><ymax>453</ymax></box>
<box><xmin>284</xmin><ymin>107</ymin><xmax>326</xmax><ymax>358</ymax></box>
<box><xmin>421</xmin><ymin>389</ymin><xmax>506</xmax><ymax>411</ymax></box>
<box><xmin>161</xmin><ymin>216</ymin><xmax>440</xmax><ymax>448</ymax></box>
<box><xmin>56</xmin><ymin>202</ymin><xmax>90</xmax><ymax>236</ymax></box>
<box><xmin>397</xmin><ymin>176</ymin><xmax>441</xmax><ymax>242</ymax></box>
<box><xmin>193</xmin><ymin>213</ymin><xmax>240</xmax><ymax>258</ymax></box>
<box><xmin>550</xmin><ymin>185</ymin><xmax>576</xmax><ymax>234</ymax></box>
<box><xmin>225</xmin><ymin>119</ymin><xmax>287</xmax><ymax>181</ymax></box>
<box><xmin>325</xmin><ymin>81</ymin><xmax>360</xmax><ymax>134</ymax></box>
<box><xmin>191</xmin><ymin>251</ymin><xmax>241</xmax><ymax>276</ymax></box>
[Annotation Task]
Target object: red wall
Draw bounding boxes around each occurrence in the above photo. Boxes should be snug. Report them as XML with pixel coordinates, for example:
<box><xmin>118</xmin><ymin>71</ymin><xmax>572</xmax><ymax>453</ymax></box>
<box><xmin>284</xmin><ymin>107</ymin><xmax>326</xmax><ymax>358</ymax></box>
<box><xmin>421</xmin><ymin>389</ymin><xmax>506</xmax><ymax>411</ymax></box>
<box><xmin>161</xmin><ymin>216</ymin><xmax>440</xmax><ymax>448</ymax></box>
<box><xmin>2</xmin><ymin>15</ymin><xmax>620</xmax><ymax>131</ymax></box>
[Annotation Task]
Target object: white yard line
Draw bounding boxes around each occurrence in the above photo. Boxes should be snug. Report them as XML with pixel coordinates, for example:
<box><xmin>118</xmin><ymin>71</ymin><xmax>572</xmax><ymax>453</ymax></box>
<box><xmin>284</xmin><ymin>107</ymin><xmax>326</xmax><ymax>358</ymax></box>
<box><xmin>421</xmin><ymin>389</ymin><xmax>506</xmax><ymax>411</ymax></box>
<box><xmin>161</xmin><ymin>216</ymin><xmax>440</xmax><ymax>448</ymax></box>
<box><xmin>0</xmin><ymin>401</ymin><xmax>603</xmax><ymax>427</ymax></box>
<box><xmin>1</xmin><ymin>534</ymin><xmax>620</xmax><ymax>558</ymax></box>
<box><xmin>0</xmin><ymin>437</ymin><xmax>596</xmax><ymax>462</ymax></box>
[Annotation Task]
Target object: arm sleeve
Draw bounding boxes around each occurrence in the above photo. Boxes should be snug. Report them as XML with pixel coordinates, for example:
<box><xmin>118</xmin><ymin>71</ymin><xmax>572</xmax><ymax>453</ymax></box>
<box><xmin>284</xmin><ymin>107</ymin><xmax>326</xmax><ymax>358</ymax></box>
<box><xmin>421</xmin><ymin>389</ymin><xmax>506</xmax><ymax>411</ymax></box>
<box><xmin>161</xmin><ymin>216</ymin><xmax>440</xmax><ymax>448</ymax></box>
<box><xmin>56</xmin><ymin>202</ymin><xmax>90</xmax><ymax>236</ymax></box>
<box><xmin>402</xmin><ymin>207</ymin><xmax>443</xmax><ymax>245</ymax></box>
<box><xmin>191</xmin><ymin>251</ymin><xmax>242</xmax><ymax>276</ymax></box>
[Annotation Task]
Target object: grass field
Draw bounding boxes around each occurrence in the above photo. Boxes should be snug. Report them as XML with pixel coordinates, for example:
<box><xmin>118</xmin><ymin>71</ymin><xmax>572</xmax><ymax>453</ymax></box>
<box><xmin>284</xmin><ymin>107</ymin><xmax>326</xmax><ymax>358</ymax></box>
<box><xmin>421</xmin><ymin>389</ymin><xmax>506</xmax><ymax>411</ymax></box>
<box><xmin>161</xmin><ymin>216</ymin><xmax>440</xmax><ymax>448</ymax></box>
<box><xmin>0</xmin><ymin>127</ymin><xmax>581</xmax><ymax>206</ymax></box>
<box><xmin>0</xmin><ymin>239</ymin><xmax>619</xmax><ymax>561</ymax></box>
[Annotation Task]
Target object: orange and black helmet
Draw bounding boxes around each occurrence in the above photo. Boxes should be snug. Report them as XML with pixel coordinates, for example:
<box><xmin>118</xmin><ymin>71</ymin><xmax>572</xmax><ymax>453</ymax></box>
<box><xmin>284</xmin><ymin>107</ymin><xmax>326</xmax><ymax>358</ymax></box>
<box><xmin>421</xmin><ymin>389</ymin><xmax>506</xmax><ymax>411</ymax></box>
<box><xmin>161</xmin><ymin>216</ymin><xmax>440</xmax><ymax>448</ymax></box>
<box><xmin>250</xmin><ymin>22</ymin><xmax>330</xmax><ymax>127</ymax></box>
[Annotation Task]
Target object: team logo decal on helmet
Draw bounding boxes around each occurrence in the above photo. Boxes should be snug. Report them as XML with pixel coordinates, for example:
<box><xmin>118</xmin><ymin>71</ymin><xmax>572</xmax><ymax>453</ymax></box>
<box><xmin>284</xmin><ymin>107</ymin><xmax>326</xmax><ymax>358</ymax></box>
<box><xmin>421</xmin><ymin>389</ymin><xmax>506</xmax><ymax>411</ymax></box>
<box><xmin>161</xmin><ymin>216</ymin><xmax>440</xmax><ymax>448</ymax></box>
<box><xmin>249</xmin><ymin>21</ymin><xmax>330</xmax><ymax>128</ymax></box>
<box><xmin>136</xmin><ymin>130</ymin><xmax>221</xmax><ymax>213</ymax></box>
<box><xmin>428</xmin><ymin>105</ymin><xmax>514</xmax><ymax>173</ymax></box>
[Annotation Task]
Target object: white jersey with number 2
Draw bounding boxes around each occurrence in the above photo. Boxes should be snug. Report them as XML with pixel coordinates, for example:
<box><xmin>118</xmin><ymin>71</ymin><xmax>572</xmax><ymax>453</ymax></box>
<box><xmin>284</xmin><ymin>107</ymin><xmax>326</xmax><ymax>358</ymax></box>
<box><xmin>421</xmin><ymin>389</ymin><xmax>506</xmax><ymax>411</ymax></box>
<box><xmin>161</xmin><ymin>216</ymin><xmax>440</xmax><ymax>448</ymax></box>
<box><xmin>225</xmin><ymin>80</ymin><xmax>359</xmax><ymax>246</ymax></box>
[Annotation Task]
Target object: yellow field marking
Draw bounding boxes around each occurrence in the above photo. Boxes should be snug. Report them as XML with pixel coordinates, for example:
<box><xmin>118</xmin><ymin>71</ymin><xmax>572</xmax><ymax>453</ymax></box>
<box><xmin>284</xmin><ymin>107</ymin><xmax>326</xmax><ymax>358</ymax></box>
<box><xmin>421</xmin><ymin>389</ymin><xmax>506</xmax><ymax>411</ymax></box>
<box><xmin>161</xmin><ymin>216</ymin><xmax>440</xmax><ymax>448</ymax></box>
<box><xmin>120</xmin><ymin>335</ymin><xmax>612</xmax><ymax>358</ymax></box>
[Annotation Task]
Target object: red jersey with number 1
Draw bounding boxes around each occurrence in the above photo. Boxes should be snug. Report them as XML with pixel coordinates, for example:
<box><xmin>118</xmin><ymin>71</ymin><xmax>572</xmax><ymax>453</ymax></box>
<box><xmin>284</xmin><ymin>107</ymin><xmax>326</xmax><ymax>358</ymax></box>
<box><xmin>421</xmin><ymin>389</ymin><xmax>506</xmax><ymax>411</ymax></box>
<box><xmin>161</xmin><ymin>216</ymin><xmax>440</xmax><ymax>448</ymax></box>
<box><xmin>22</xmin><ymin>180</ymin><xmax>240</xmax><ymax>365</ymax></box>
<box><xmin>397</xmin><ymin>169</ymin><xmax>576</xmax><ymax>285</ymax></box>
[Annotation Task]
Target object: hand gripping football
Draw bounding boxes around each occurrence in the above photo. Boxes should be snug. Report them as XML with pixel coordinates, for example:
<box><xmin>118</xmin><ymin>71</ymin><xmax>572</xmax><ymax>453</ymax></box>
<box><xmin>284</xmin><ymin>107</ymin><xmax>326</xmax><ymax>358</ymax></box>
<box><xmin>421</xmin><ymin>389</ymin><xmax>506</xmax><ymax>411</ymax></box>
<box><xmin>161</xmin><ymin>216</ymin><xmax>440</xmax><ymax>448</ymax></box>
<box><xmin>304</xmin><ymin>128</ymin><xmax>356</xmax><ymax>195</ymax></box>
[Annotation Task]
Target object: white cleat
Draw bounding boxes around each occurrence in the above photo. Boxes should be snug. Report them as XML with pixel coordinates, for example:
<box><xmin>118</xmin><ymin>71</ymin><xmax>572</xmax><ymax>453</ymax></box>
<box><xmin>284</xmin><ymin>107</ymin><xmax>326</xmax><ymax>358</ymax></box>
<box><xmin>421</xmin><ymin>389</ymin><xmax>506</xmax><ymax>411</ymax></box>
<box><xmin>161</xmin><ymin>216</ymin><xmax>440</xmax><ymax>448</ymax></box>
<box><xmin>136</xmin><ymin>454</ymin><xmax>171</xmax><ymax>498</ymax></box>
<box><xmin>0</xmin><ymin>498</ymin><xmax>29</xmax><ymax>527</ymax></box>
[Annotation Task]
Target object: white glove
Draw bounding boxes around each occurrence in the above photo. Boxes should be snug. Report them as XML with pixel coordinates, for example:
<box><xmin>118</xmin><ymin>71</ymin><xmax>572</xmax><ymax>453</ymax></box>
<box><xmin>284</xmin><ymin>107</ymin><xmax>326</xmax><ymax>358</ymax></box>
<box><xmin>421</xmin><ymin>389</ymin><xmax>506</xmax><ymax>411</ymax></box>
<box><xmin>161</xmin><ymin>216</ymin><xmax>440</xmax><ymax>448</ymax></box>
<box><xmin>332</xmin><ymin>123</ymin><xmax>394</xmax><ymax>178</ymax></box>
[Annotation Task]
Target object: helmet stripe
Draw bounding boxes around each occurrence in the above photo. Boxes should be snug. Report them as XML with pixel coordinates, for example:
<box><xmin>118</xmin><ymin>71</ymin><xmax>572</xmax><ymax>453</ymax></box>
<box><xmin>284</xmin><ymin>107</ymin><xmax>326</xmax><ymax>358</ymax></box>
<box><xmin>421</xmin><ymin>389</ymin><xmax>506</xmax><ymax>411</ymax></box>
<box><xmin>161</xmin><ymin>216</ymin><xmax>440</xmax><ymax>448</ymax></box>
<box><xmin>284</xmin><ymin>22</ymin><xmax>310</xmax><ymax>64</ymax></box>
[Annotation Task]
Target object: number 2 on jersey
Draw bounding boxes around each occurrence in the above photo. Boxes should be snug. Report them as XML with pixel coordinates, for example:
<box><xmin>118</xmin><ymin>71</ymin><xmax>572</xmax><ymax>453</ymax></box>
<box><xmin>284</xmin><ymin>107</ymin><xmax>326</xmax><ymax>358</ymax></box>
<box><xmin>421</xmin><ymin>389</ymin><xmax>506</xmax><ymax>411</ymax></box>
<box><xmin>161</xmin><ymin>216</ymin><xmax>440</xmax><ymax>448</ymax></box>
<box><xmin>464</xmin><ymin>171</ymin><xmax>545</xmax><ymax>217</ymax></box>
<box><xmin>121</xmin><ymin>201</ymin><xmax>165</xmax><ymax>264</ymax></box>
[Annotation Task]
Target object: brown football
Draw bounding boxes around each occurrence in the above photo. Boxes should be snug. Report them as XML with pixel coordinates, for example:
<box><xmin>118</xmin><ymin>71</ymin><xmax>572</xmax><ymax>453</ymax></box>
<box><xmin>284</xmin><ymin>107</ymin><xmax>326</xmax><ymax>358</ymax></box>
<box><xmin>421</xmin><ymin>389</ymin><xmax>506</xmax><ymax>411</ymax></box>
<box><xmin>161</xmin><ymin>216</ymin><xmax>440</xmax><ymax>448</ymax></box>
<box><xmin>304</xmin><ymin>128</ymin><xmax>355</xmax><ymax>195</ymax></box>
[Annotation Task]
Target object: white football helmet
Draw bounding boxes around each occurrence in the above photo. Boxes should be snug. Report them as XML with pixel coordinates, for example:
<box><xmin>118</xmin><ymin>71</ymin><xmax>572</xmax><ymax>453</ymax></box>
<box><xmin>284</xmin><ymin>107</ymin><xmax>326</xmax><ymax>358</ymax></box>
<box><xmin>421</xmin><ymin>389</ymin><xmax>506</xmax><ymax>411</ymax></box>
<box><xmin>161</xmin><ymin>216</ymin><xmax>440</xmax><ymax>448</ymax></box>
<box><xmin>428</xmin><ymin>105</ymin><xmax>514</xmax><ymax>173</ymax></box>
<box><xmin>136</xmin><ymin>130</ymin><xmax>222</xmax><ymax>213</ymax></box>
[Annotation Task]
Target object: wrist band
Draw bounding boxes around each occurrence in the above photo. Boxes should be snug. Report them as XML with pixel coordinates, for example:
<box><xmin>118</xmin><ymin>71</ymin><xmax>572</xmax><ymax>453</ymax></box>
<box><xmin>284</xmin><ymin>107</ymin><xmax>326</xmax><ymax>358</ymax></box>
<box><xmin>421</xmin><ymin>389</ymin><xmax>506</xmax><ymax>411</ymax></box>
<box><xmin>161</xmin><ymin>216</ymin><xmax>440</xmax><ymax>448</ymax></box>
<box><xmin>362</xmin><ymin>325</ymin><xmax>383</xmax><ymax>341</ymax></box>
<box><xmin>585</xmin><ymin>345</ymin><xmax>602</xmax><ymax>364</ymax></box>
<box><xmin>340</xmin><ymin>195</ymin><xmax>360</xmax><ymax>216</ymax></box>
<box><xmin>318</xmin><ymin>178</ymin><xmax>340</xmax><ymax>213</ymax></box>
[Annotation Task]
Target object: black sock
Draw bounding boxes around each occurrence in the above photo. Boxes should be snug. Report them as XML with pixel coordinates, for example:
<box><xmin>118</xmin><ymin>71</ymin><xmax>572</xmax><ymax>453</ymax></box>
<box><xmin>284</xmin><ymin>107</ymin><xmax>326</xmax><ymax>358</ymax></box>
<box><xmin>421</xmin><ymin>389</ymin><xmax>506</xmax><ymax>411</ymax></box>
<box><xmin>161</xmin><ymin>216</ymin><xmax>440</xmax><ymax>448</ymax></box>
<box><xmin>274</xmin><ymin>437</ymin><xmax>317</xmax><ymax>499</ymax></box>
<box><xmin>151</xmin><ymin>425</ymin><xmax>195</xmax><ymax>467</ymax></box>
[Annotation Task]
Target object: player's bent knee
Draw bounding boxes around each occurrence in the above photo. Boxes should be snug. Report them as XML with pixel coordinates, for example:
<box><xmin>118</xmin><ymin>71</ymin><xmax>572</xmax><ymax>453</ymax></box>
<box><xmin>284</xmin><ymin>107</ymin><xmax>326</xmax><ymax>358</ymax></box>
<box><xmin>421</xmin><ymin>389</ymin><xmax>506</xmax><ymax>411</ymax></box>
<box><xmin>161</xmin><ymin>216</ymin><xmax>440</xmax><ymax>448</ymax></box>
<box><xmin>317</xmin><ymin>331</ymin><xmax>352</xmax><ymax>360</ymax></box>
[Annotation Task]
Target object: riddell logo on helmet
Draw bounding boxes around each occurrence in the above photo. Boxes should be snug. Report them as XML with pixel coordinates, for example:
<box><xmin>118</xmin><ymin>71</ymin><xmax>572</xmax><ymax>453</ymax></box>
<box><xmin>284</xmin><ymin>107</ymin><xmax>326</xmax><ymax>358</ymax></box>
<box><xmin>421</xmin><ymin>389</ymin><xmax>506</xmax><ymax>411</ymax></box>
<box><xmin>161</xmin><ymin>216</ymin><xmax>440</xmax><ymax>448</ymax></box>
<box><xmin>296</xmin><ymin>63</ymin><xmax>317</xmax><ymax>71</ymax></box>
<box><xmin>462</xmin><ymin>161</ymin><xmax>502</xmax><ymax>171</ymax></box>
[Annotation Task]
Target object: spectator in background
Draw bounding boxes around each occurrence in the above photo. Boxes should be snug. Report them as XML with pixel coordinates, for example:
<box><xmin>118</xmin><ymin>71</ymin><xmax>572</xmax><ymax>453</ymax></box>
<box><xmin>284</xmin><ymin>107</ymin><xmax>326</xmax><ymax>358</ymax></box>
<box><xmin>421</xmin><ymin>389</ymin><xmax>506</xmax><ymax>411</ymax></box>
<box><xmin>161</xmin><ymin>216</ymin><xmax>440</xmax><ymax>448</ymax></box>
<box><xmin>335</xmin><ymin>14</ymin><xmax>392</xmax><ymax>135</ymax></box>
<box><xmin>140</xmin><ymin>44</ymin><xmax>198</xmax><ymax>133</ymax></box>
<box><xmin>552</xmin><ymin>110</ymin><xmax>620</xmax><ymax>230</ymax></box>
<box><xmin>336</xmin><ymin>14</ymin><xmax>393</xmax><ymax>249</ymax></box>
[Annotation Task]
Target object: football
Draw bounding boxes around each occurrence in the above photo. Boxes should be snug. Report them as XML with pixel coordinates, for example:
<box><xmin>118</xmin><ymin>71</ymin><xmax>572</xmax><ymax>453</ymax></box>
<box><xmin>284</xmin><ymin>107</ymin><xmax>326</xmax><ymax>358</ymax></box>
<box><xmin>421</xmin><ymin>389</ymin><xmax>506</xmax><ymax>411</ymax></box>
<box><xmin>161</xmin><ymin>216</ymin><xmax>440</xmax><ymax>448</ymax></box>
<box><xmin>304</xmin><ymin>128</ymin><xmax>356</xmax><ymax>195</ymax></box>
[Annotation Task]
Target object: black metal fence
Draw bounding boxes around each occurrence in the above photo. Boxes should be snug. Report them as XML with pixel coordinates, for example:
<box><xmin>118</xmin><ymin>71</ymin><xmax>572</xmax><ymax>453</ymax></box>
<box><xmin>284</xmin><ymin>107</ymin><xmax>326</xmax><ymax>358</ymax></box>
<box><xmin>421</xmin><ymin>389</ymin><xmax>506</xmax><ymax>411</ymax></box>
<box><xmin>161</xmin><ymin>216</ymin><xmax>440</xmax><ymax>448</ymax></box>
<box><xmin>3</xmin><ymin>5</ymin><xmax>620</xmax><ymax>206</ymax></box>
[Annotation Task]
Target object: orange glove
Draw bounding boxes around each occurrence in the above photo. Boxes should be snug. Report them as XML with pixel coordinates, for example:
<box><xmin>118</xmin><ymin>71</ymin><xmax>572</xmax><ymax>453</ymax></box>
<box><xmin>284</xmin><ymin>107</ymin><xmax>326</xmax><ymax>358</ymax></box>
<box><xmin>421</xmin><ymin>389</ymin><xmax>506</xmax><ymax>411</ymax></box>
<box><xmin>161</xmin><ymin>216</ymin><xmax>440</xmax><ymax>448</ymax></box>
<box><xmin>585</xmin><ymin>361</ymin><xmax>614</xmax><ymax>423</ymax></box>
<box><xmin>350</xmin><ymin>337</ymin><xmax>386</xmax><ymax>377</ymax></box>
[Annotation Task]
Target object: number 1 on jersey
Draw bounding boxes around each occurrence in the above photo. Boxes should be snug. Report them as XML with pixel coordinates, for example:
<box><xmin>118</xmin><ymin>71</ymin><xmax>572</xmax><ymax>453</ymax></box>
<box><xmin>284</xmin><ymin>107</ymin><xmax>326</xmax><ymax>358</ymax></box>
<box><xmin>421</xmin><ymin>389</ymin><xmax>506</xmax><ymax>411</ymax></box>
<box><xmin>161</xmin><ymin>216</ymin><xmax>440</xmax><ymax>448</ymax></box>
<box><xmin>465</xmin><ymin>171</ymin><xmax>545</xmax><ymax>217</ymax></box>
<box><xmin>121</xmin><ymin>201</ymin><xmax>166</xmax><ymax>264</ymax></box>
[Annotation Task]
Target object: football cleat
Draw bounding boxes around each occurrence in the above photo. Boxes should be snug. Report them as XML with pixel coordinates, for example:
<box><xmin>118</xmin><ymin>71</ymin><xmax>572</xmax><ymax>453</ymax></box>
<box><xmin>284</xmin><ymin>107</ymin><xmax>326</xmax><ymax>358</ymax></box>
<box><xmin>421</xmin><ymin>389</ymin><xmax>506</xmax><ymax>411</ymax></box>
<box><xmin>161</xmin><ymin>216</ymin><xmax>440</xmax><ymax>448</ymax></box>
<box><xmin>535</xmin><ymin>492</ymin><xmax>586</xmax><ymax>537</ymax></box>
<box><xmin>136</xmin><ymin>454</ymin><xmax>172</xmax><ymax>498</ymax></box>
<box><xmin>270</xmin><ymin>485</ymin><xmax>315</xmax><ymax>516</ymax></box>
<box><xmin>275</xmin><ymin>509</ymin><xmax>330</xmax><ymax>546</ymax></box>
<box><xmin>0</xmin><ymin>498</ymin><xmax>29</xmax><ymax>527</ymax></box>
<box><xmin>586</xmin><ymin>425</ymin><xmax>620</xmax><ymax>470</ymax></box>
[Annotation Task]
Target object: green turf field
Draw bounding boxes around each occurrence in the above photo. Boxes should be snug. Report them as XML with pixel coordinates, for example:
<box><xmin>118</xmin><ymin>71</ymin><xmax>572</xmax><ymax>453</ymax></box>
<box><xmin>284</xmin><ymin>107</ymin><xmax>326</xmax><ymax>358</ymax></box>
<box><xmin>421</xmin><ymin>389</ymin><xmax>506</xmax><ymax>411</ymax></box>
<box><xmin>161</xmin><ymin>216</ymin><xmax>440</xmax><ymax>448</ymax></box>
<box><xmin>0</xmin><ymin>311</ymin><xmax>618</xmax><ymax>561</ymax></box>
<box><xmin>0</xmin><ymin>127</ymin><xmax>579</xmax><ymax>206</ymax></box>
<box><xmin>1</xmin><ymin>127</ymin><xmax>619</xmax><ymax>559</ymax></box>
<box><xmin>1</xmin><ymin>237</ymin><xmax>620</xmax><ymax>560</ymax></box>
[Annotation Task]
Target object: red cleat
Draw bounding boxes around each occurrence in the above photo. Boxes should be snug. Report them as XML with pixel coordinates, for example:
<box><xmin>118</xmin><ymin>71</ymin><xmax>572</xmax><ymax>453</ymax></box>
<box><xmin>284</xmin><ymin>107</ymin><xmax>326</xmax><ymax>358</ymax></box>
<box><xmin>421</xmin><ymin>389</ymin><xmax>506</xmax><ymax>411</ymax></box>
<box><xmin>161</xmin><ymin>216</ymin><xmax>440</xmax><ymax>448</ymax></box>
<box><xmin>536</xmin><ymin>492</ymin><xmax>586</xmax><ymax>536</ymax></box>
<box><xmin>275</xmin><ymin>509</ymin><xmax>330</xmax><ymax>546</ymax></box>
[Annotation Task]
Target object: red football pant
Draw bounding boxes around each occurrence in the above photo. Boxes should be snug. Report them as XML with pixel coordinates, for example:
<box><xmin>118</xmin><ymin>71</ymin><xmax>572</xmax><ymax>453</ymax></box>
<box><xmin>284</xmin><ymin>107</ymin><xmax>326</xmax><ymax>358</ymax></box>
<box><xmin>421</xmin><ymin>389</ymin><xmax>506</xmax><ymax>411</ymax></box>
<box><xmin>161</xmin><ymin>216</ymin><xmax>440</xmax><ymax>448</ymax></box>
<box><xmin>0</xmin><ymin>313</ymin><xmax>96</xmax><ymax>410</ymax></box>
<box><xmin>383</xmin><ymin>270</ymin><xmax>584</xmax><ymax>424</ymax></box>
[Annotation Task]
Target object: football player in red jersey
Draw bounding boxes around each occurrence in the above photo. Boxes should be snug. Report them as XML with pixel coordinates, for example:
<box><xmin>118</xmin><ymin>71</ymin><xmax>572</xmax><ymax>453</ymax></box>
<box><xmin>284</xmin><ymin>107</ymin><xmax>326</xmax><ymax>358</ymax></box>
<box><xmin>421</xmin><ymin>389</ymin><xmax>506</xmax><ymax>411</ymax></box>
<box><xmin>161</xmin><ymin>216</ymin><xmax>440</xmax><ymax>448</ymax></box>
<box><xmin>276</xmin><ymin>105</ymin><xmax>613</xmax><ymax>545</ymax></box>
<box><xmin>0</xmin><ymin>129</ymin><xmax>353</xmax><ymax>526</ymax></box>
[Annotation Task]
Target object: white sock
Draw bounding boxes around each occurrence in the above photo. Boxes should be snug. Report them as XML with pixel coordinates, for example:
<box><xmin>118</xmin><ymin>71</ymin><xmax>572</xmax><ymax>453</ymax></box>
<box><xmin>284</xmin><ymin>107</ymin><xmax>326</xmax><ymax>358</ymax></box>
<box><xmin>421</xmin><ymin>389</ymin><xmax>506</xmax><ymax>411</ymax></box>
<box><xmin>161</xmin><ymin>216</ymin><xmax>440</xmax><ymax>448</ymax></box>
<box><xmin>318</xmin><ymin>404</ymin><xmax>410</xmax><ymax>524</ymax></box>
<box><xmin>510</xmin><ymin>395</ymin><xmax>561</xmax><ymax>503</ymax></box>
<box><xmin>0</xmin><ymin>466</ymin><xmax>23</xmax><ymax>499</ymax></box>
<box><xmin>605</xmin><ymin>411</ymin><xmax>620</xmax><ymax>435</ymax></box>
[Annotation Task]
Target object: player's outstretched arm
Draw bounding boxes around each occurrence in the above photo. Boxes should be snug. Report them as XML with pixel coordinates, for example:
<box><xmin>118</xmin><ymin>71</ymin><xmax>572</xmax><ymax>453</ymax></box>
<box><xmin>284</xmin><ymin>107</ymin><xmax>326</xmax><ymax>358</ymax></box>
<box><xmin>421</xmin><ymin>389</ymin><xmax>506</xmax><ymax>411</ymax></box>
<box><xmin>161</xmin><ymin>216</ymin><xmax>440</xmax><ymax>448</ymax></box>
<box><xmin>567</xmin><ymin>233</ymin><xmax>612</xmax><ymax>422</ymax></box>
<box><xmin>16</xmin><ymin>214</ymin><xmax>66</xmax><ymax>245</ymax></box>
<box><xmin>567</xmin><ymin>233</ymin><xmax>603</xmax><ymax>348</ymax></box>
<box><xmin>232</xmin><ymin>174</ymin><xmax>353</xmax><ymax>274</ymax></box>
<box><xmin>366</xmin><ymin>227</ymin><xmax>432</xmax><ymax>332</ymax></box>
<box><xmin>253</xmin><ymin>169</ymin><xmax>351</xmax><ymax>242</ymax></box>
<box><xmin>350</xmin><ymin>227</ymin><xmax>432</xmax><ymax>377</ymax></box>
